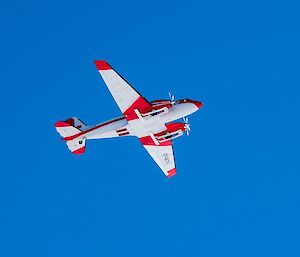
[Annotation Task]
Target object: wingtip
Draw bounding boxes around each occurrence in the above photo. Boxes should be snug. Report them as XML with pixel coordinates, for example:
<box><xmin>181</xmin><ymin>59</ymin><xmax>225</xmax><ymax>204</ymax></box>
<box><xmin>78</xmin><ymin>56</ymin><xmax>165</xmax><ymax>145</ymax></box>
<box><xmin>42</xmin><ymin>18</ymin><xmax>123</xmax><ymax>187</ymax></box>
<box><xmin>94</xmin><ymin>60</ymin><xmax>112</xmax><ymax>70</ymax></box>
<box><xmin>72</xmin><ymin>146</ymin><xmax>86</xmax><ymax>155</ymax></box>
<box><xmin>54</xmin><ymin>121</ymin><xmax>70</xmax><ymax>127</ymax></box>
<box><xmin>167</xmin><ymin>168</ymin><xmax>176</xmax><ymax>178</ymax></box>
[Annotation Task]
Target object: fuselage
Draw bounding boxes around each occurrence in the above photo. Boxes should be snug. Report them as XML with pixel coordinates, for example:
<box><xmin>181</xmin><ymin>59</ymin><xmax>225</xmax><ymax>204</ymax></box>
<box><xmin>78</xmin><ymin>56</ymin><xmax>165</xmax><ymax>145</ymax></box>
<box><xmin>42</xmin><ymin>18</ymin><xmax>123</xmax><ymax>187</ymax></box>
<box><xmin>64</xmin><ymin>99</ymin><xmax>202</xmax><ymax>142</ymax></box>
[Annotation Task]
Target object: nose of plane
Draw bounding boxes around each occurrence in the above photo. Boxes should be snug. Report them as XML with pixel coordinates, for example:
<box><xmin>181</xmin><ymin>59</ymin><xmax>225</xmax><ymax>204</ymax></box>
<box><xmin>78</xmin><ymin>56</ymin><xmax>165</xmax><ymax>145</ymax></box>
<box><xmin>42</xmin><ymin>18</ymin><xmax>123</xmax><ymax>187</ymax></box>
<box><xmin>190</xmin><ymin>100</ymin><xmax>203</xmax><ymax>109</ymax></box>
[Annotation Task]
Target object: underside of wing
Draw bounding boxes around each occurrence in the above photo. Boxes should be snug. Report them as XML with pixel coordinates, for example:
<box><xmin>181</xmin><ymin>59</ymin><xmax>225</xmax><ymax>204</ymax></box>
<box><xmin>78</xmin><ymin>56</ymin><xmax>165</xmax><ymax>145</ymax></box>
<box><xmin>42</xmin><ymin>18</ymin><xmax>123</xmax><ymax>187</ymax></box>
<box><xmin>95</xmin><ymin>60</ymin><xmax>176</xmax><ymax>178</ymax></box>
<box><xmin>95</xmin><ymin>60</ymin><xmax>151</xmax><ymax>120</ymax></box>
<box><xmin>142</xmin><ymin>141</ymin><xmax>176</xmax><ymax>178</ymax></box>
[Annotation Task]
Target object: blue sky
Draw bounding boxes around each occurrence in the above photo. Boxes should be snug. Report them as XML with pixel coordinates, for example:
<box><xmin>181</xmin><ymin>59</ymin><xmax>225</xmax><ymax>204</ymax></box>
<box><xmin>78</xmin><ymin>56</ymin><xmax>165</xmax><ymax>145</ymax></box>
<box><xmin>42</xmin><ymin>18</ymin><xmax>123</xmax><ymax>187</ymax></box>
<box><xmin>1</xmin><ymin>0</ymin><xmax>300</xmax><ymax>256</ymax></box>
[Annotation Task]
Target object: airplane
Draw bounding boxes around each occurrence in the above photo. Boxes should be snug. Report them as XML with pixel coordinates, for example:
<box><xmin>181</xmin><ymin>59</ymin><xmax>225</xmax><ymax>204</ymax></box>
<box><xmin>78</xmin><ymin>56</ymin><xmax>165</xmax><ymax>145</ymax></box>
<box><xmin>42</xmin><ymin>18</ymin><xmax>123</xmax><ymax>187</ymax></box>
<box><xmin>55</xmin><ymin>60</ymin><xmax>203</xmax><ymax>178</ymax></box>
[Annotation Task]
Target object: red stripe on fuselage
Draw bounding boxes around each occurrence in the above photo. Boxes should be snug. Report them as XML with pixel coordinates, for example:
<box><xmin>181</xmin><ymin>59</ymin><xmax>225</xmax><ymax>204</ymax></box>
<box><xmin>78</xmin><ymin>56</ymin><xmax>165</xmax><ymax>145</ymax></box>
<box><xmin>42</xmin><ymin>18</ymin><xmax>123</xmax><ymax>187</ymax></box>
<box><xmin>63</xmin><ymin>117</ymin><xmax>125</xmax><ymax>141</ymax></box>
<box><xmin>116</xmin><ymin>128</ymin><xmax>127</xmax><ymax>133</ymax></box>
<box><xmin>118</xmin><ymin>132</ymin><xmax>130</xmax><ymax>136</ymax></box>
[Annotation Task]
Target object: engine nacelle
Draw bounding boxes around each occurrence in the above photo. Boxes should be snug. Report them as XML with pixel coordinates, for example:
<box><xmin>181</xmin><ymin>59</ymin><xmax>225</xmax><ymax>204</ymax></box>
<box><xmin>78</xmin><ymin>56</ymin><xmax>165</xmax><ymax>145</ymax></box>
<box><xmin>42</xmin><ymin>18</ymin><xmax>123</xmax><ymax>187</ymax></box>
<box><xmin>136</xmin><ymin>106</ymin><xmax>169</xmax><ymax>119</ymax></box>
<box><xmin>156</xmin><ymin>129</ymin><xmax>184</xmax><ymax>143</ymax></box>
<box><xmin>153</xmin><ymin>123</ymin><xmax>188</xmax><ymax>143</ymax></box>
<box><xmin>150</xmin><ymin>100</ymin><xmax>172</xmax><ymax>110</ymax></box>
<box><xmin>165</xmin><ymin>123</ymin><xmax>186</xmax><ymax>133</ymax></box>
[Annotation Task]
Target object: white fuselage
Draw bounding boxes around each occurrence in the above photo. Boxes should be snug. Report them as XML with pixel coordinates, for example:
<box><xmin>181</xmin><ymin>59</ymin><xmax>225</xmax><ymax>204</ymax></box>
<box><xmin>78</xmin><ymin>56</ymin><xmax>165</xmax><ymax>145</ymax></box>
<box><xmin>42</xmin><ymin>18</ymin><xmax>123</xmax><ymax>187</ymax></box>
<box><xmin>84</xmin><ymin>102</ymin><xmax>199</xmax><ymax>140</ymax></box>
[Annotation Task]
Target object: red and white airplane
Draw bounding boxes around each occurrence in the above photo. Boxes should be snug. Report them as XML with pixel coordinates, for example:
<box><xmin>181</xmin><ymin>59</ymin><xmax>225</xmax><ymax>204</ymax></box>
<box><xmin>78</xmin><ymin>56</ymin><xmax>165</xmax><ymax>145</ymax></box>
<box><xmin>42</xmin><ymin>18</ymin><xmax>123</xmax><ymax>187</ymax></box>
<box><xmin>55</xmin><ymin>61</ymin><xmax>203</xmax><ymax>178</ymax></box>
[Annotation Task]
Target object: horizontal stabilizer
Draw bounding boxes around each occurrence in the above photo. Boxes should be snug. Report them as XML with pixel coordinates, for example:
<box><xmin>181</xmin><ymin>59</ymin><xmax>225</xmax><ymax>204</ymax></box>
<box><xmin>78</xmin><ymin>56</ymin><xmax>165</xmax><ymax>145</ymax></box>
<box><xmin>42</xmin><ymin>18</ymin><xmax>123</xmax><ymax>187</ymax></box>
<box><xmin>55</xmin><ymin>118</ymin><xmax>87</xmax><ymax>155</ymax></box>
<box><xmin>66</xmin><ymin>137</ymin><xmax>86</xmax><ymax>155</ymax></box>
<box><xmin>65</xmin><ymin>117</ymin><xmax>87</xmax><ymax>130</ymax></box>
<box><xmin>55</xmin><ymin>121</ymin><xmax>81</xmax><ymax>138</ymax></box>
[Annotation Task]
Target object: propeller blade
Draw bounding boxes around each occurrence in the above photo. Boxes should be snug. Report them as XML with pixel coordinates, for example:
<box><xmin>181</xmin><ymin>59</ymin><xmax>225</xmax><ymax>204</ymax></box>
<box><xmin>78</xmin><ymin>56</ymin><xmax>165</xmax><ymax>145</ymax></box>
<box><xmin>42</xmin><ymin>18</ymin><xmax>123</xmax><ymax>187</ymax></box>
<box><xmin>183</xmin><ymin>116</ymin><xmax>189</xmax><ymax>124</ymax></box>
<box><xmin>185</xmin><ymin>124</ymin><xmax>191</xmax><ymax>131</ymax></box>
<box><xmin>168</xmin><ymin>92</ymin><xmax>175</xmax><ymax>103</ymax></box>
<box><xmin>183</xmin><ymin>116</ymin><xmax>191</xmax><ymax>136</ymax></box>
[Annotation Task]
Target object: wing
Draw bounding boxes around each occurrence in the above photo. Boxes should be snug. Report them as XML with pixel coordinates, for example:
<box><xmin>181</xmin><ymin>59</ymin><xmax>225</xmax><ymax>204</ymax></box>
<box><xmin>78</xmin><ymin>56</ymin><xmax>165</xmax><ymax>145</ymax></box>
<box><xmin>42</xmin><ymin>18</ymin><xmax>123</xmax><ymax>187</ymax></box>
<box><xmin>95</xmin><ymin>60</ymin><xmax>151</xmax><ymax>119</ymax></box>
<box><xmin>142</xmin><ymin>141</ymin><xmax>176</xmax><ymax>178</ymax></box>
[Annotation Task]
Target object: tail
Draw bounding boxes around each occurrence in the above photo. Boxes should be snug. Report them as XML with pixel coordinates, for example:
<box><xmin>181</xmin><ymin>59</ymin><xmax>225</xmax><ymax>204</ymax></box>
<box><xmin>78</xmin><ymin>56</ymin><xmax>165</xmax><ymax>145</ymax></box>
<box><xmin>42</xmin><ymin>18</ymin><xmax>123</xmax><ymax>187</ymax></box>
<box><xmin>54</xmin><ymin>117</ymin><xmax>87</xmax><ymax>155</ymax></box>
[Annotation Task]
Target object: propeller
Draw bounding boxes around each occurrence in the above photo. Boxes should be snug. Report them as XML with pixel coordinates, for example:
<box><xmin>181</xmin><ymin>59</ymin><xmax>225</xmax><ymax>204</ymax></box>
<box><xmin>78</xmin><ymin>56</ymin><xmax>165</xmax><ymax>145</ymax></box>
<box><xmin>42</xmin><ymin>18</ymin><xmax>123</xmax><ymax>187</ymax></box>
<box><xmin>183</xmin><ymin>116</ymin><xmax>191</xmax><ymax>136</ymax></box>
<box><xmin>168</xmin><ymin>92</ymin><xmax>176</xmax><ymax>105</ymax></box>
